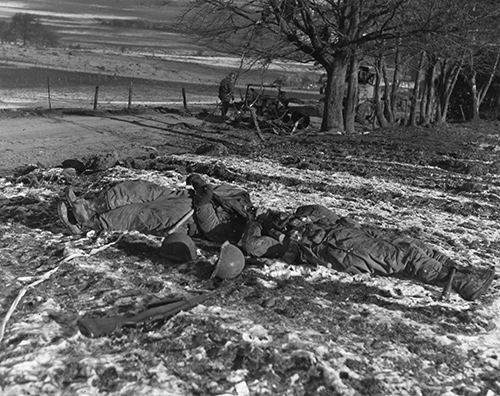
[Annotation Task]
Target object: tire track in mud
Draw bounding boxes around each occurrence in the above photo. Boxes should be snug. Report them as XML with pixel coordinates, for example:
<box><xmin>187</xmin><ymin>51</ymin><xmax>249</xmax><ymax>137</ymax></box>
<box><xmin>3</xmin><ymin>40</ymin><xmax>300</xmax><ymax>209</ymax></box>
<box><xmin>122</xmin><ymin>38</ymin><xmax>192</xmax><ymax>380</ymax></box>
<box><xmin>101</xmin><ymin>114</ymin><xmax>252</xmax><ymax>152</ymax></box>
<box><xmin>36</xmin><ymin>114</ymin><xmax>196</xmax><ymax>161</ymax></box>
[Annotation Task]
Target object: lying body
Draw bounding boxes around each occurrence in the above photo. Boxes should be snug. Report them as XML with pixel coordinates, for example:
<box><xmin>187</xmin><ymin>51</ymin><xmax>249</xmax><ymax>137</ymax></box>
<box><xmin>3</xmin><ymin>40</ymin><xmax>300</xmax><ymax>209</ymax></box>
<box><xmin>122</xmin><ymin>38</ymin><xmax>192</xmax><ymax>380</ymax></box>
<box><xmin>239</xmin><ymin>204</ymin><xmax>495</xmax><ymax>301</ymax></box>
<box><xmin>58</xmin><ymin>175</ymin><xmax>495</xmax><ymax>301</ymax></box>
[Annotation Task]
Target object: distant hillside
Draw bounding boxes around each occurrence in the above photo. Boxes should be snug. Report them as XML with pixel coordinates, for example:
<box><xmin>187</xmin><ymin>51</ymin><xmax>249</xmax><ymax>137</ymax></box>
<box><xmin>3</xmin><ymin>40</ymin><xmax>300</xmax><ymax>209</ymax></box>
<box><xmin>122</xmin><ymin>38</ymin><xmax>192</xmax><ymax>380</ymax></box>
<box><xmin>0</xmin><ymin>0</ymin><xmax>200</xmax><ymax>53</ymax></box>
<box><xmin>0</xmin><ymin>0</ymin><xmax>187</xmax><ymax>22</ymax></box>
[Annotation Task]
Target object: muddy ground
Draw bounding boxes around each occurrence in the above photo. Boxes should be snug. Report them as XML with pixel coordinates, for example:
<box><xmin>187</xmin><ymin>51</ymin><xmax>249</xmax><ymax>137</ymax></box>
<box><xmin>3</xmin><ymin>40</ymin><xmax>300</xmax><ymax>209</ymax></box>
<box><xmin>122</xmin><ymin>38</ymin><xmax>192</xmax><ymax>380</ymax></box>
<box><xmin>1</xmin><ymin>110</ymin><xmax>500</xmax><ymax>395</ymax></box>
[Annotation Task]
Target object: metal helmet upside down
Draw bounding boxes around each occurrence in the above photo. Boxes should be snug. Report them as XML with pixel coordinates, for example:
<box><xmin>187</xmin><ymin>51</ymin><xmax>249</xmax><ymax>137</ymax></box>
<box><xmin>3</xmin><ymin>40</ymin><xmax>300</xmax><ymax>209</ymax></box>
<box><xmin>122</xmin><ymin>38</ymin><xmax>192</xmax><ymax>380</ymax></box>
<box><xmin>160</xmin><ymin>232</ymin><xmax>197</xmax><ymax>263</ymax></box>
<box><xmin>211</xmin><ymin>241</ymin><xmax>245</xmax><ymax>280</ymax></box>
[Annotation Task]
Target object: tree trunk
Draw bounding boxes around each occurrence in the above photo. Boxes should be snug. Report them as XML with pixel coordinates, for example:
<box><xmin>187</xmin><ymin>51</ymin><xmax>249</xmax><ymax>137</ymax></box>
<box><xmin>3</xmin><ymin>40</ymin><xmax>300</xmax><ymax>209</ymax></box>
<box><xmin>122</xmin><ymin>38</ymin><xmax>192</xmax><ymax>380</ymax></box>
<box><xmin>390</xmin><ymin>39</ymin><xmax>401</xmax><ymax>117</ymax></box>
<box><xmin>469</xmin><ymin>51</ymin><xmax>500</xmax><ymax>122</ymax></box>
<box><xmin>422</xmin><ymin>60</ymin><xmax>439</xmax><ymax>126</ymax></box>
<box><xmin>470</xmin><ymin>72</ymin><xmax>480</xmax><ymax>121</ymax></box>
<box><xmin>382</xmin><ymin>58</ymin><xmax>394</xmax><ymax>124</ymax></box>
<box><xmin>419</xmin><ymin>83</ymin><xmax>427</xmax><ymax>125</ymax></box>
<box><xmin>410</xmin><ymin>51</ymin><xmax>425</xmax><ymax>127</ymax></box>
<box><xmin>321</xmin><ymin>55</ymin><xmax>348</xmax><ymax>132</ymax></box>
<box><xmin>345</xmin><ymin>51</ymin><xmax>359</xmax><ymax>134</ymax></box>
<box><xmin>374</xmin><ymin>56</ymin><xmax>389</xmax><ymax>128</ymax></box>
<box><xmin>436</xmin><ymin>100</ymin><xmax>443</xmax><ymax>122</ymax></box>
<box><xmin>428</xmin><ymin>61</ymin><xmax>440</xmax><ymax>124</ymax></box>
<box><xmin>436</xmin><ymin>60</ymin><xmax>462</xmax><ymax>124</ymax></box>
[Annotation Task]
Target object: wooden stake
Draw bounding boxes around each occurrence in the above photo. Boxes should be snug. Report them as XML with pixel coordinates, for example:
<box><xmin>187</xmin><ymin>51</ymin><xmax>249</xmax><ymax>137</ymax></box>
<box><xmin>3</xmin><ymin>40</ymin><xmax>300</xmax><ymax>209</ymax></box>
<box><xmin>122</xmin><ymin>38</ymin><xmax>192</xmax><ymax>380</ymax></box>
<box><xmin>93</xmin><ymin>86</ymin><xmax>99</xmax><ymax>110</ymax></box>
<box><xmin>182</xmin><ymin>87</ymin><xmax>188</xmax><ymax>110</ymax></box>
<box><xmin>47</xmin><ymin>77</ymin><xmax>52</xmax><ymax>111</ymax></box>
<box><xmin>128</xmin><ymin>81</ymin><xmax>133</xmax><ymax>110</ymax></box>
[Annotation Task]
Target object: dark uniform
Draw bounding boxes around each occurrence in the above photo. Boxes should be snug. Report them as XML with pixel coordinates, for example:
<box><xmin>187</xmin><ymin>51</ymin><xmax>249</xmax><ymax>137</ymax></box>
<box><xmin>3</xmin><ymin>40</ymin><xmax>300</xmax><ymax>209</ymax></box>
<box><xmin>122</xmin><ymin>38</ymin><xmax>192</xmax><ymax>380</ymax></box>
<box><xmin>218</xmin><ymin>72</ymin><xmax>236</xmax><ymax>119</ymax></box>
<box><xmin>239</xmin><ymin>204</ymin><xmax>495</xmax><ymax>301</ymax></box>
<box><xmin>59</xmin><ymin>177</ymin><xmax>495</xmax><ymax>301</ymax></box>
<box><xmin>60</xmin><ymin>177</ymin><xmax>251</xmax><ymax>243</ymax></box>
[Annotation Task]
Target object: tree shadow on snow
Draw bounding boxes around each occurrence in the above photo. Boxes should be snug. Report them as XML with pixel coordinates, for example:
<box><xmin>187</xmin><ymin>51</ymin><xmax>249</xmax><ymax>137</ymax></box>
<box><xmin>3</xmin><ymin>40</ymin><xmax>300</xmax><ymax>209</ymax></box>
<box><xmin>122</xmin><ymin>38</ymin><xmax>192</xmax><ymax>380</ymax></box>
<box><xmin>311</xmin><ymin>278</ymin><xmax>486</xmax><ymax>335</ymax></box>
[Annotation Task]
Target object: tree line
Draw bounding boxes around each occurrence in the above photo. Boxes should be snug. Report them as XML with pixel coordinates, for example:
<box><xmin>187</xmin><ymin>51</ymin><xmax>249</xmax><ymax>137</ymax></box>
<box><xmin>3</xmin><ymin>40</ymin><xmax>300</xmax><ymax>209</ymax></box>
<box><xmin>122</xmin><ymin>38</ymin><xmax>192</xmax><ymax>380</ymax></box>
<box><xmin>0</xmin><ymin>13</ymin><xmax>58</xmax><ymax>47</ymax></box>
<box><xmin>182</xmin><ymin>0</ymin><xmax>500</xmax><ymax>132</ymax></box>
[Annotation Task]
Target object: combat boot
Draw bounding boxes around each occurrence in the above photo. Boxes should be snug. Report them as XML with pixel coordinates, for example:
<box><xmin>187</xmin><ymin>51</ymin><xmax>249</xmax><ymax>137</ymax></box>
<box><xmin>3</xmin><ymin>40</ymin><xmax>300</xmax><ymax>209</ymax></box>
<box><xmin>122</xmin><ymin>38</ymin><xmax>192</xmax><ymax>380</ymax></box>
<box><xmin>57</xmin><ymin>201</ymin><xmax>82</xmax><ymax>235</ymax></box>
<box><xmin>65</xmin><ymin>187</ymin><xmax>105</xmax><ymax>224</ymax></box>
<box><xmin>452</xmin><ymin>266</ymin><xmax>496</xmax><ymax>301</ymax></box>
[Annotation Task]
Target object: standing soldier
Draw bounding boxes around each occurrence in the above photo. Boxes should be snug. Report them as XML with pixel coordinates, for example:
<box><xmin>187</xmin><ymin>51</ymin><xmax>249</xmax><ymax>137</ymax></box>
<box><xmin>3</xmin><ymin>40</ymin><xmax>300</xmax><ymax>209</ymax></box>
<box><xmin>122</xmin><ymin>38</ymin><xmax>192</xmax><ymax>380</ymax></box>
<box><xmin>219</xmin><ymin>71</ymin><xmax>236</xmax><ymax>120</ymax></box>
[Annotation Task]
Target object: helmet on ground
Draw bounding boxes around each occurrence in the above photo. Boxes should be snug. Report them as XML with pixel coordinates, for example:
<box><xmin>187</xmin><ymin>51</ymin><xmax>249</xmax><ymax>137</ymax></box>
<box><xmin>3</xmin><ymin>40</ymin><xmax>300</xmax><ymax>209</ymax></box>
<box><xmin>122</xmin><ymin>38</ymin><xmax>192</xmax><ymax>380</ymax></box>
<box><xmin>160</xmin><ymin>232</ymin><xmax>197</xmax><ymax>263</ymax></box>
<box><xmin>211</xmin><ymin>241</ymin><xmax>245</xmax><ymax>280</ymax></box>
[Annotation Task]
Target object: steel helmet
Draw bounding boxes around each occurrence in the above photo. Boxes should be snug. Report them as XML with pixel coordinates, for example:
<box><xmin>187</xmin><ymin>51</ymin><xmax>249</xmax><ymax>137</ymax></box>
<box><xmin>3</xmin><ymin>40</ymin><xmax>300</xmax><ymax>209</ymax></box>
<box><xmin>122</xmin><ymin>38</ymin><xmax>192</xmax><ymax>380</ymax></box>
<box><xmin>160</xmin><ymin>232</ymin><xmax>197</xmax><ymax>263</ymax></box>
<box><xmin>211</xmin><ymin>241</ymin><xmax>245</xmax><ymax>280</ymax></box>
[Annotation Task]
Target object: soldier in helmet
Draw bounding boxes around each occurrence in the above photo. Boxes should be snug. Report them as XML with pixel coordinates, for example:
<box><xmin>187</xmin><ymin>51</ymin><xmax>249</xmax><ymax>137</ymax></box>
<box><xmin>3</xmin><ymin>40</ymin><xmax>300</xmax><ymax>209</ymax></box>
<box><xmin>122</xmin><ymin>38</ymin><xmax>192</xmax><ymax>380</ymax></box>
<box><xmin>218</xmin><ymin>71</ymin><xmax>237</xmax><ymax>120</ymax></box>
<box><xmin>58</xmin><ymin>175</ymin><xmax>495</xmax><ymax>300</ymax></box>
<box><xmin>180</xmin><ymin>176</ymin><xmax>496</xmax><ymax>301</ymax></box>
<box><xmin>58</xmin><ymin>175</ymin><xmax>249</xmax><ymax>277</ymax></box>
<box><xmin>238</xmin><ymin>204</ymin><xmax>496</xmax><ymax>302</ymax></box>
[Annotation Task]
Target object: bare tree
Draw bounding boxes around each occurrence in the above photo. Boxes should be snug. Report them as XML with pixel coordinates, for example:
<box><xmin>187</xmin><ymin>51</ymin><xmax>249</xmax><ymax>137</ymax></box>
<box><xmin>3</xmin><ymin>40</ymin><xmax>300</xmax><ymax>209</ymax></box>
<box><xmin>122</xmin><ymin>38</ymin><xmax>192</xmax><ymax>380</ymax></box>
<box><xmin>10</xmin><ymin>13</ymin><xmax>37</xmax><ymax>46</ymax></box>
<box><xmin>5</xmin><ymin>13</ymin><xmax>58</xmax><ymax>47</ymax></box>
<box><xmin>408</xmin><ymin>51</ymin><xmax>425</xmax><ymax>126</ymax></box>
<box><xmin>0</xmin><ymin>20</ymin><xmax>9</xmax><ymax>43</ymax></box>
<box><xmin>182</xmin><ymin>0</ymin><xmax>433</xmax><ymax>132</ymax></box>
<box><xmin>435</xmin><ymin>57</ymin><xmax>463</xmax><ymax>124</ymax></box>
<box><xmin>344</xmin><ymin>50</ymin><xmax>360</xmax><ymax>133</ymax></box>
<box><xmin>465</xmin><ymin>50</ymin><xmax>500</xmax><ymax>121</ymax></box>
<box><xmin>364</xmin><ymin>0</ymin><xmax>495</xmax><ymax>126</ymax></box>
<box><xmin>455</xmin><ymin>0</ymin><xmax>500</xmax><ymax>121</ymax></box>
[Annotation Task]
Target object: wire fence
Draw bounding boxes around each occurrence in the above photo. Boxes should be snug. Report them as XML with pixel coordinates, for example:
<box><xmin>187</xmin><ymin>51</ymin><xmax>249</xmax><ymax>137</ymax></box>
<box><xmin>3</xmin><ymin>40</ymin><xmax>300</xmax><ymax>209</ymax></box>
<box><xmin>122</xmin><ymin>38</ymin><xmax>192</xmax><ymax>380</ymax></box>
<box><xmin>0</xmin><ymin>67</ymin><xmax>220</xmax><ymax>111</ymax></box>
<box><xmin>0</xmin><ymin>64</ymin><xmax>323</xmax><ymax>112</ymax></box>
<box><xmin>0</xmin><ymin>83</ymin><xmax>217</xmax><ymax>111</ymax></box>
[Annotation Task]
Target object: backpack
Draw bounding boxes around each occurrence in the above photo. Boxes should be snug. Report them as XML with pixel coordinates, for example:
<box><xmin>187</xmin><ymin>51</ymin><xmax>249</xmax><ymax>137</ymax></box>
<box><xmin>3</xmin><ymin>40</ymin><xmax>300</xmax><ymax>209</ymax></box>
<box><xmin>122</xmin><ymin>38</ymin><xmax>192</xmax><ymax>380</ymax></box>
<box><xmin>213</xmin><ymin>184</ymin><xmax>253</xmax><ymax>220</ymax></box>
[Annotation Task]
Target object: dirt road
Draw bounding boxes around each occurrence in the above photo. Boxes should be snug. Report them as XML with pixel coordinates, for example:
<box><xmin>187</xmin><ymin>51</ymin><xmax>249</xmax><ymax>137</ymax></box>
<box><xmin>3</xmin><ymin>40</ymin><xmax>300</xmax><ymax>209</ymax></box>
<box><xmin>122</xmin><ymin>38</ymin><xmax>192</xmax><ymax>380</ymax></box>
<box><xmin>0</xmin><ymin>108</ymin><xmax>256</xmax><ymax>175</ymax></box>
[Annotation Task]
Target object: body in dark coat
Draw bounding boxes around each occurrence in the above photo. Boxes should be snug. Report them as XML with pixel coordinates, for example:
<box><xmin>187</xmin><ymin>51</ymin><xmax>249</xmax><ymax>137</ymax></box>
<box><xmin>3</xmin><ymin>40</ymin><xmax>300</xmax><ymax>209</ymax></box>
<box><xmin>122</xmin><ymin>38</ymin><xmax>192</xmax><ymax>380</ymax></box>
<box><xmin>68</xmin><ymin>180</ymin><xmax>249</xmax><ymax>241</ymax></box>
<box><xmin>241</xmin><ymin>204</ymin><xmax>453</xmax><ymax>284</ymax></box>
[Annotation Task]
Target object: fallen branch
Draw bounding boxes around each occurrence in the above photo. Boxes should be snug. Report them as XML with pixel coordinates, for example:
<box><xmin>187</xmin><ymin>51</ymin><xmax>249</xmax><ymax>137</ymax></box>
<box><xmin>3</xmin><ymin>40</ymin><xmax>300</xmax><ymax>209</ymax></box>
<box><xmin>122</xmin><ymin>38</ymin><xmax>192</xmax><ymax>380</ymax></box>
<box><xmin>89</xmin><ymin>233</ymin><xmax>126</xmax><ymax>255</ymax></box>
<box><xmin>249</xmin><ymin>107</ymin><xmax>265</xmax><ymax>142</ymax></box>
<box><xmin>0</xmin><ymin>210</ymin><xmax>197</xmax><ymax>343</ymax></box>
<box><xmin>0</xmin><ymin>253</ymin><xmax>80</xmax><ymax>343</ymax></box>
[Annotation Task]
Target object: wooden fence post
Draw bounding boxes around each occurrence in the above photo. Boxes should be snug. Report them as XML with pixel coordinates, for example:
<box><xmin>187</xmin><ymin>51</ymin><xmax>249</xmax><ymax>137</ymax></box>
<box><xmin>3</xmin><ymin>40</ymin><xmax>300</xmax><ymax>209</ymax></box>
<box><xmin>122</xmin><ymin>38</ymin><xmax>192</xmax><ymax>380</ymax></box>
<box><xmin>93</xmin><ymin>86</ymin><xmax>99</xmax><ymax>110</ymax></box>
<box><xmin>128</xmin><ymin>81</ymin><xmax>133</xmax><ymax>110</ymax></box>
<box><xmin>47</xmin><ymin>77</ymin><xmax>52</xmax><ymax>111</ymax></box>
<box><xmin>249</xmin><ymin>107</ymin><xmax>265</xmax><ymax>141</ymax></box>
<box><xmin>182</xmin><ymin>87</ymin><xmax>188</xmax><ymax>110</ymax></box>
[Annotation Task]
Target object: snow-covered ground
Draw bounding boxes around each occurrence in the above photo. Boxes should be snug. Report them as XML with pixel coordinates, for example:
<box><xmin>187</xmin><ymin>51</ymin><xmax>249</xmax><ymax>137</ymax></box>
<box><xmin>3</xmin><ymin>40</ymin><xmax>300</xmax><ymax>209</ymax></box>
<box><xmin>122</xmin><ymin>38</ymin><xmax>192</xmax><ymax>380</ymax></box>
<box><xmin>1</xmin><ymin>140</ymin><xmax>499</xmax><ymax>394</ymax></box>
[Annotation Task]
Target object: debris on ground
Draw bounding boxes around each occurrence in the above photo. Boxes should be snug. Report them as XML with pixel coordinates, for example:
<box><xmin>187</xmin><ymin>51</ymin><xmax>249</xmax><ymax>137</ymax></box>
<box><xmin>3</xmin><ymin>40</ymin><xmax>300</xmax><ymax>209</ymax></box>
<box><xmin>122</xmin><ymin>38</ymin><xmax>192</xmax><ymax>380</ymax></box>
<box><xmin>1</xmin><ymin>122</ymin><xmax>499</xmax><ymax>395</ymax></box>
